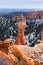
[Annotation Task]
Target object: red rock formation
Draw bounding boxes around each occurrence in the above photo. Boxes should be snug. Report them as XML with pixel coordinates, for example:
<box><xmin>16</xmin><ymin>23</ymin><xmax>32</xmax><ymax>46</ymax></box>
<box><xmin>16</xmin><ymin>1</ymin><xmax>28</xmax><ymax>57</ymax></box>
<box><xmin>12</xmin><ymin>11</ymin><xmax>43</xmax><ymax>20</ymax></box>
<box><xmin>0</xmin><ymin>39</ymin><xmax>43</xmax><ymax>65</ymax></box>
<box><xmin>8</xmin><ymin>43</ymin><xmax>43</xmax><ymax>65</ymax></box>
<box><xmin>0</xmin><ymin>39</ymin><xmax>13</xmax><ymax>54</ymax></box>
<box><xmin>15</xmin><ymin>15</ymin><xmax>27</xmax><ymax>45</ymax></box>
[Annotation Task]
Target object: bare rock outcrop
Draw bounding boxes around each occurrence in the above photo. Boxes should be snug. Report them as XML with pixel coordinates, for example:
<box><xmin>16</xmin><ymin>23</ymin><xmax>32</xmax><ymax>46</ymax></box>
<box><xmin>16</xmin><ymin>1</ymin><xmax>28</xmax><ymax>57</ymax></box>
<box><xmin>0</xmin><ymin>39</ymin><xmax>43</xmax><ymax>65</ymax></box>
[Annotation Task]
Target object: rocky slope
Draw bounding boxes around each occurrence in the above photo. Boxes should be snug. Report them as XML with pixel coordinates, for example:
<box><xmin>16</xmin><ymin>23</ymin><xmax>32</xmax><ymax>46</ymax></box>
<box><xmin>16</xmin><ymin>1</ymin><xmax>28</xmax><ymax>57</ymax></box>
<box><xmin>0</xmin><ymin>39</ymin><xmax>43</xmax><ymax>65</ymax></box>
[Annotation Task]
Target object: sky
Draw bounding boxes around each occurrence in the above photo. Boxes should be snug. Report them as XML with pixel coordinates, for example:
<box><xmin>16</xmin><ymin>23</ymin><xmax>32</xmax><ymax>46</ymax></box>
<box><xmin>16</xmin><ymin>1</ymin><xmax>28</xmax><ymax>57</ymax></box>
<box><xmin>0</xmin><ymin>0</ymin><xmax>43</xmax><ymax>9</ymax></box>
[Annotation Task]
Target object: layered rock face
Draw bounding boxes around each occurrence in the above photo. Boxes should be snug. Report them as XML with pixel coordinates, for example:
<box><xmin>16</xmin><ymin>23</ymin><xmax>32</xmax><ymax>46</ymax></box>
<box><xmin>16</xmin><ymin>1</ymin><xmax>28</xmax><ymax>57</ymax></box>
<box><xmin>0</xmin><ymin>39</ymin><xmax>43</xmax><ymax>65</ymax></box>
